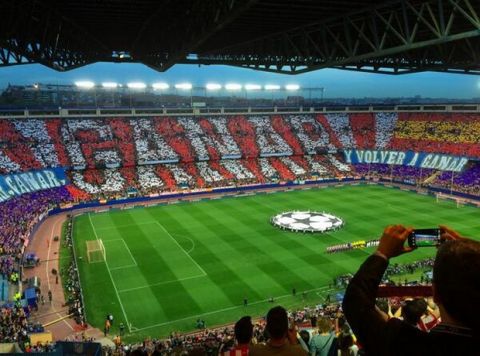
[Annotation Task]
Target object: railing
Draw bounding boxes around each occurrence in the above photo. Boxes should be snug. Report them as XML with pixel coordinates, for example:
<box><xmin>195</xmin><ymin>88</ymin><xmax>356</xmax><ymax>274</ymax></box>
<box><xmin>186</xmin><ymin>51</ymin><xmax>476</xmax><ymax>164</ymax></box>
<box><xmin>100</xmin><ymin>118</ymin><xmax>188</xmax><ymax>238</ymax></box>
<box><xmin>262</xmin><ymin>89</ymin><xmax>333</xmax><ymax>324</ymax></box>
<box><xmin>1</xmin><ymin>104</ymin><xmax>480</xmax><ymax>119</ymax></box>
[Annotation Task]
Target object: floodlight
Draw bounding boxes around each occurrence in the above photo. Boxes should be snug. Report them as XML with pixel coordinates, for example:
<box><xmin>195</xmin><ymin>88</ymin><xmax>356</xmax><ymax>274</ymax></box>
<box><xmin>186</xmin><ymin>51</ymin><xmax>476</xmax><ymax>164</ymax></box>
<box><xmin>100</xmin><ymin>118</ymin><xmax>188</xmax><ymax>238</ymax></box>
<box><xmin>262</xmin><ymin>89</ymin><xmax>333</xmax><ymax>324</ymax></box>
<box><xmin>175</xmin><ymin>83</ymin><xmax>193</xmax><ymax>90</ymax></box>
<box><xmin>285</xmin><ymin>84</ymin><xmax>300</xmax><ymax>91</ymax></box>
<box><xmin>152</xmin><ymin>82</ymin><xmax>170</xmax><ymax>90</ymax></box>
<box><xmin>245</xmin><ymin>84</ymin><xmax>261</xmax><ymax>90</ymax></box>
<box><xmin>75</xmin><ymin>81</ymin><xmax>95</xmax><ymax>89</ymax></box>
<box><xmin>206</xmin><ymin>83</ymin><xmax>222</xmax><ymax>90</ymax></box>
<box><xmin>102</xmin><ymin>82</ymin><xmax>118</xmax><ymax>89</ymax></box>
<box><xmin>127</xmin><ymin>82</ymin><xmax>146</xmax><ymax>89</ymax></box>
<box><xmin>225</xmin><ymin>83</ymin><xmax>242</xmax><ymax>91</ymax></box>
<box><xmin>265</xmin><ymin>84</ymin><xmax>280</xmax><ymax>90</ymax></box>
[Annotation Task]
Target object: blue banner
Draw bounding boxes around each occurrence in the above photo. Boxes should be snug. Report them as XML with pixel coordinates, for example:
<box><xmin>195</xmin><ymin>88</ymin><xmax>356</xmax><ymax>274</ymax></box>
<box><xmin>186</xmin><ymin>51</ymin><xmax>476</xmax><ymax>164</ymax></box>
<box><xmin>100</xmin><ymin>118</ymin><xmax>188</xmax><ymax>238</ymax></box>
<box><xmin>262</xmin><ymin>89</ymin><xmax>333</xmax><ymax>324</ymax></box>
<box><xmin>344</xmin><ymin>149</ymin><xmax>468</xmax><ymax>173</ymax></box>
<box><xmin>0</xmin><ymin>168</ymin><xmax>68</xmax><ymax>203</ymax></box>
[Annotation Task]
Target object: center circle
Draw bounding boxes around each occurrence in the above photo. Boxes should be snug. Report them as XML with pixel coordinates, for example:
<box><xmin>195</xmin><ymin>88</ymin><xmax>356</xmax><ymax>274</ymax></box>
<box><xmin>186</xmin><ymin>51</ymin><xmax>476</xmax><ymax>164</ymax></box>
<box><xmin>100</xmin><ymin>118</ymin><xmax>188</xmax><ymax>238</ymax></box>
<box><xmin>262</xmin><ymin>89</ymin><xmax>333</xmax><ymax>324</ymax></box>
<box><xmin>271</xmin><ymin>211</ymin><xmax>344</xmax><ymax>233</ymax></box>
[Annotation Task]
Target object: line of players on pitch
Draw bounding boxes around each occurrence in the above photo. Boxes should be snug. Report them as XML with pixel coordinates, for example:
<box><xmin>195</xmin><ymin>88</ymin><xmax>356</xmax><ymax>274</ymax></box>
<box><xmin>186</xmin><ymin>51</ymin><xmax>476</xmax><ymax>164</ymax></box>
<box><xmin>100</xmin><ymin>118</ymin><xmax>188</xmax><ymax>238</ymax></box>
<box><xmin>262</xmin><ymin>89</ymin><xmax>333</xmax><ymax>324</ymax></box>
<box><xmin>326</xmin><ymin>239</ymin><xmax>379</xmax><ymax>254</ymax></box>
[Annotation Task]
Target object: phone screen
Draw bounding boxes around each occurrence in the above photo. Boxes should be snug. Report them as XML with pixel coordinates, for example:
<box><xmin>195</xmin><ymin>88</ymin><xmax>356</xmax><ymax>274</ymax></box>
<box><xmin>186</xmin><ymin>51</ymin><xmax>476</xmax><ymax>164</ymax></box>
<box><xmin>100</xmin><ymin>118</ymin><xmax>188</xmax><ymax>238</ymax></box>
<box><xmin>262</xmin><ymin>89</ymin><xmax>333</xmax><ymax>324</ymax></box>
<box><xmin>409</xmin><ymin>229</ymin><xmax>441</xmax><ymax>247</ymax></box>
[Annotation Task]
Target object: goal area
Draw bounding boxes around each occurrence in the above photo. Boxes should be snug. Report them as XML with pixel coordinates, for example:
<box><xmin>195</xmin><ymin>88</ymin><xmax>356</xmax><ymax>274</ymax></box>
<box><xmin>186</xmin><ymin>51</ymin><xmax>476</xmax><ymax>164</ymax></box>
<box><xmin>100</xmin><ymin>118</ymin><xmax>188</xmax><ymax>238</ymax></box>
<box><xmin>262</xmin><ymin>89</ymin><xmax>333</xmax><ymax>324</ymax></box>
<box><xmin>86</xmin><ymin>240</ymin><xmax>106</xmax><ymax>263</ymax></box>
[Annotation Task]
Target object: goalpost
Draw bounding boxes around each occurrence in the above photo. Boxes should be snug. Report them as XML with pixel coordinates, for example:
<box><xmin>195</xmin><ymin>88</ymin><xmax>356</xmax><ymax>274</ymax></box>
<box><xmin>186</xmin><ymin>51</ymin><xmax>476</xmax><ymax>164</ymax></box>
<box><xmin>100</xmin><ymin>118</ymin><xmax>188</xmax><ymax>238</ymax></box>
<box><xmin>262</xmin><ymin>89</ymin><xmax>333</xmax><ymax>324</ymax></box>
<box><xmin>436</xmin><ymin>193</ymin><xmax>465</xmax><ymax>208</ymax></box>
<box><xmin>86</xmin><ymin>240</ymin><xmax>106</xmax><ymax>263</ymax></box>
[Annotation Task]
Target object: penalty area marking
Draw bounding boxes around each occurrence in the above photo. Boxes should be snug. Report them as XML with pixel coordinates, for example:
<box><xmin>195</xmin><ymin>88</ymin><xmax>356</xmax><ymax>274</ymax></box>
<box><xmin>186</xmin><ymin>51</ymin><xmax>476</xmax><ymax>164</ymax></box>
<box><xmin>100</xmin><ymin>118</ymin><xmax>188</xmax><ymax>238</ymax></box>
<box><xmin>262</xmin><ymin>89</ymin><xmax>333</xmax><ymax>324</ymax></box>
<box><xmin>155</xmin><ymin>222</ymin><xmax>207</xmax><ymax>276</ymax></box>
<box><xmin>94</xmin><ymin>221</ymin><xmax>158</xmax><ymax>231</ymax></box>
<box><xmin>129</xmin><ymin>286</ymin><xmax>333</xmax><ymax>333</ymax></box>
<box><xmin>171</xmin><ymin>234</ymin><xmax>196</xmax><ymax>254</ymax></box>
<box><xmin>117</xmin><ymin>274</ymin><xmax>207</xmax><ymax>293</ymax></box>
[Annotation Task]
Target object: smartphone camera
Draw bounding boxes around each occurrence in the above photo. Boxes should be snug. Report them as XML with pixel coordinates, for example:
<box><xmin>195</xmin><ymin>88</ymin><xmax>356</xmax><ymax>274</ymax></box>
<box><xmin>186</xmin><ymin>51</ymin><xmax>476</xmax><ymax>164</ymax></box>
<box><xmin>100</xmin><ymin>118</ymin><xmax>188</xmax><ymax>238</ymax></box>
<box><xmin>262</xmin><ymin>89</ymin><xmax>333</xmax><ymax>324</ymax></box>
<box><xmin>408</xmin><ymin>229</ymin><xmax>441</xmax><ymax>248</ymax></box>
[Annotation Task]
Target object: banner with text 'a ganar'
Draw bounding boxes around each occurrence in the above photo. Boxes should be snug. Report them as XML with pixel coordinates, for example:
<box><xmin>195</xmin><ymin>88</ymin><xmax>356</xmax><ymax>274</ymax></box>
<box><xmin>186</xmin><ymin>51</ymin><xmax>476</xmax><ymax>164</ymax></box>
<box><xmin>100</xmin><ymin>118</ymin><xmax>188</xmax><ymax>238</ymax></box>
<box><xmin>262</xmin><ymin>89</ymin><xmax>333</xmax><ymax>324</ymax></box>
<box><xmin>0</xmin><ymin>168</ymin><xmax>68</xmax><ymax>203</ymax></box>
<box><xmin>343</xmin><ymin>150</ymin><xmax>468</xmax><ymax>173</ymax></box>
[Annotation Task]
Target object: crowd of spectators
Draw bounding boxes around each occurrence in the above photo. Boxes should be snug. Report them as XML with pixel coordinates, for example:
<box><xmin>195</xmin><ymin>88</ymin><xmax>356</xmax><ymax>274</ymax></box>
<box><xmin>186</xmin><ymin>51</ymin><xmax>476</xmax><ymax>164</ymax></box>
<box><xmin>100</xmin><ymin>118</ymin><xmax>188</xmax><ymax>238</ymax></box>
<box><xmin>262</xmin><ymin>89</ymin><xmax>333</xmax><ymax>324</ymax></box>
<box><xmin>389</xmin><ymin>113</ymin><xmax>480</xmax><ymax>157</ymax></box>
<box><xmin>353</xmin><ymin>162</ymin><xmax>480</xmax><ymax>197</ymax></box>
<box><xmin>0</xmin><ymin>187</ymin><xmax>73</xmax><ymax>276</ymax></box>
<box><xmin>1</xmin><ymin>113</ymin><xmax>479</xmax><ymax>175</ymax></box>
<box><xmin>0</xmin><ymin>304</ymin><xmax>29</xmax><ymax>344</ymax></box>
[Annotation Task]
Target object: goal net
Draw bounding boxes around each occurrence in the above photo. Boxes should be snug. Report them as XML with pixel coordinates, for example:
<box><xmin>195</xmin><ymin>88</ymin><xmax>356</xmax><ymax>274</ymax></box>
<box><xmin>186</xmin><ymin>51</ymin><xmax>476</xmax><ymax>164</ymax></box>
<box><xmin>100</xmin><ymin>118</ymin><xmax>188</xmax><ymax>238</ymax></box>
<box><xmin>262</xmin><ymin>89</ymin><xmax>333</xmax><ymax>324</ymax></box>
<box><xmin>86</xmin><ymin>240</ymin><xmax>106</xmax><ymax>263</ymax></box>
<box><xmin>435</xmin><ymin>193</ymin><xmax>465</xmax><ymax>208</ymax></box>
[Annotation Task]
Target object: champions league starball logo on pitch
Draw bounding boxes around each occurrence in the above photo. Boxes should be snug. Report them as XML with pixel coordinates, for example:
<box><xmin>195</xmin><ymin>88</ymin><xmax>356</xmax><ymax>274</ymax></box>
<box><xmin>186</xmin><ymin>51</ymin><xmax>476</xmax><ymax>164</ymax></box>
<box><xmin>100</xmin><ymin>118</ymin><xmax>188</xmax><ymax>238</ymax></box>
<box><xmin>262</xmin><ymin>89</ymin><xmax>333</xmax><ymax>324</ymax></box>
<box><xmin>271</xmin><ymin>211</ymin><xmax>344</xmax><ymax>233</ymax></box>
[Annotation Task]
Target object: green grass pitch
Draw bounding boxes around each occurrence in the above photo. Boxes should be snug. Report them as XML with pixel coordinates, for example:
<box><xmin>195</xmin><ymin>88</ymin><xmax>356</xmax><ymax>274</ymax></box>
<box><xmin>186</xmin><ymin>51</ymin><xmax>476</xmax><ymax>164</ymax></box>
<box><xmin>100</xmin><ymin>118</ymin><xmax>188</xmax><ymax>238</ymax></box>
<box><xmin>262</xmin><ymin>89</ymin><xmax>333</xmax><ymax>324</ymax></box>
<box><xmin>71</xmin><ymin>184</ymin><xmax>480</xmax><ymax>340</ymax></box>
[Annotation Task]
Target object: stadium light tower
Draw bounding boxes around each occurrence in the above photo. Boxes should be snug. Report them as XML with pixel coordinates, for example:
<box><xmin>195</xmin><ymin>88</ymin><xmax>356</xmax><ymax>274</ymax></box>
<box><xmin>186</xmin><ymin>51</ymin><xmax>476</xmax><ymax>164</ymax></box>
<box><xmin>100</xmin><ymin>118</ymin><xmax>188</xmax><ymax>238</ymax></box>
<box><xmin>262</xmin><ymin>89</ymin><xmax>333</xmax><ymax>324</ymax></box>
<box><xmin>127</xmin><ymin>82</ymin><xmax>147</xmax><ymax>89</ymax></box>
<box><xmin>265</xmin><ymin>84</ymin><xmax>280</xmax><ymax>90</ymax></box>
<box><xmin>206</xmin><ymin>83</ymin><xmax>222</xmax><ymax>90</ymax></box>
<box><xmin>102</xmin><ymin>82</ymin><xmax>118</xmax><ymax>89</ymax></box>
<box><xmin>245</xmin><ymin>84</ymin><xmax>261</xmax><ymax>91</ymax></box>
<box><xmin>285</xmin><ymin>84</ymin><xmax>300</xmax><ymax>91</ymax></box>
<box><xmin>152</xmin><ymin>82</ymin><xmax>169</xmax><ymax>90</ymax></box>
<box><xmin>175</xmin><ymin>83</ymin><xmax>193</xmax><ymax>90</ymax></box>
<box><xmin>75</xmin><ymin>81</ymin><xmax>95</xmax><ymax>89</ymax></box>
<box><xmin>225</xmin><ymin>83</ymin><xmax>242</xmax><ymax>91</ymax></box>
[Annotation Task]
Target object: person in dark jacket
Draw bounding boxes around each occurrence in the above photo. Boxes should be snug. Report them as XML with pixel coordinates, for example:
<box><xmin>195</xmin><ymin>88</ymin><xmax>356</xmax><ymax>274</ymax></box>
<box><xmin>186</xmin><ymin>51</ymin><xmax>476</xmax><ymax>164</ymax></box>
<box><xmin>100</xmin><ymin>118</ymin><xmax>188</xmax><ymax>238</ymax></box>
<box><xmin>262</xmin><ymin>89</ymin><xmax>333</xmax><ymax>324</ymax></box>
<box><xmin>342</xmin><ymin>224</ymin><xmax>479</xmax><ymax>356</ymax></box>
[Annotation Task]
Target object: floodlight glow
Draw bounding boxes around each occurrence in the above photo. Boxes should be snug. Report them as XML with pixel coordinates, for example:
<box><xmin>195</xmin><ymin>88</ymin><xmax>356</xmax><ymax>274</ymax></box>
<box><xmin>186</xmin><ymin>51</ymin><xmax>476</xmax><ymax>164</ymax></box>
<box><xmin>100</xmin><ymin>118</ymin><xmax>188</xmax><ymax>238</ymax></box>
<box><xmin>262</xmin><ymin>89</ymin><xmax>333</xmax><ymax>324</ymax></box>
<box><xmin>175</xmin><ymin>83</ymin><xmax>193</xmax><ymax>90</ymax></box>
<box><xmin>265</xmin><ymin>84</ymin><xmax>281</xmax><ymax>90</ymax></box>
<box><xmin>102</xmin><ymin>82</ymin><xmax>118</xmax><ymax>89</ymax></box>
<box><xmin>245</xmin><ymin>84</ymin><xmax>261</xmax><ymax>90</ymax></box>
<box><xmin>127</xmin><ymin>82</ymin><xmax>146</xmax><ymax>89</ymax></box>
<box><xmin>285</xmin><ymin>84</ymin><xmax>300</xmax><ymax>91</ymax></box>
<box><xmin>225</xmin><ymin>83</ymin><xmax>242</xmax><ymax>91</ymax></box>
<box><xmin>206</xmin><ymin>83</ymin><xmax>222</xmax><ymax>90</ymax></box>
<box><xmin>75</xmin><ymin>81</ymin><xmax>95</xmax><ymax>89</ymax></box>
<box><xmin>152</xmin><ymin>82</ymin><xmax>170</xmax><ymax>90</ymax></box>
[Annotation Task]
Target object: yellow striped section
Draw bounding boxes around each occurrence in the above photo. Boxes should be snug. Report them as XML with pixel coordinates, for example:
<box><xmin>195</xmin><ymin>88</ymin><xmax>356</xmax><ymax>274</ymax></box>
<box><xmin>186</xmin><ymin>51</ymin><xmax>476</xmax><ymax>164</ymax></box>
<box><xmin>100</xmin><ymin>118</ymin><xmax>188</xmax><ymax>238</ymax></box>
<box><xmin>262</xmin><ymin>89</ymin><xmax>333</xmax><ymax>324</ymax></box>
<box><xmin>395</xmin><ymin>121</ymin><xmax>480</xmax><ymax>143</ymax></box>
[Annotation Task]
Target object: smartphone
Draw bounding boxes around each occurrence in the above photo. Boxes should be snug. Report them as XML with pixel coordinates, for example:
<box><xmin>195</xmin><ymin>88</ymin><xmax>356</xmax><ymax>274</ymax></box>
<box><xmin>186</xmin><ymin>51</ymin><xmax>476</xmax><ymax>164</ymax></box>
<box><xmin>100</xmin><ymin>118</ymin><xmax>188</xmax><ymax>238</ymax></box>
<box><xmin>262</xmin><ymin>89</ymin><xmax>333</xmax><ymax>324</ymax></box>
<box><xmin>408</xmin><ymin>229</ymin><xmax>441</xmax><ymax>248</ymax></box>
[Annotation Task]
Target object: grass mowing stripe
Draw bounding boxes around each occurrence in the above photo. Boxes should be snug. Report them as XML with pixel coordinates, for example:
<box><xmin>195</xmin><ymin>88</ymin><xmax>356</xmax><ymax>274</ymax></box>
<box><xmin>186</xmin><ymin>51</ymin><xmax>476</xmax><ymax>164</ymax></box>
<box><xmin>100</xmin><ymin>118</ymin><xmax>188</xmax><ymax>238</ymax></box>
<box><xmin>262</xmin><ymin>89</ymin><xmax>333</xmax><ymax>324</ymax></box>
<box><xmin>223</xmin><ymin>197</ymin><xmax>358</xmax><ymax>277</ymax></box>
<box><xmin>118</xmin><ymin>274</ymin><xmax>207</xmax><ymax>293</ymax></box>
<box><xmin>130</xmin><ymin>285</ymin><xmax>332</xmax><ymax>333</ymax></box>
<box><xmin>88</xmin><ymin>213</ymin><xmax>132</xmax><ymax>332</ymax></box>
<box><xmin>148</xmin><ymin>207</ymin><xmax>264</xmax><ymax>305</ymax></box>
<box><xmin>186</xmin><ymin>203</ymin><xmax>317</xmax><ymax>293</ymax></box>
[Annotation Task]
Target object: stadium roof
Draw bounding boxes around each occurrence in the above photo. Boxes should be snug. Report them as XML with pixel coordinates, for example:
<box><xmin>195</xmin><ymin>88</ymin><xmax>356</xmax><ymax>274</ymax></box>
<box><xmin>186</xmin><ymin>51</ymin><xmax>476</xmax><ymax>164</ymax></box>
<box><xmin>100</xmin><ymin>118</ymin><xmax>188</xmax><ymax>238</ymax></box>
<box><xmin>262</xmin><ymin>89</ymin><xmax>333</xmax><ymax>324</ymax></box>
<box><xmin>1</xmin><ymin>0</ymin><xmax>480</xmax><ymax>75</ymax></box>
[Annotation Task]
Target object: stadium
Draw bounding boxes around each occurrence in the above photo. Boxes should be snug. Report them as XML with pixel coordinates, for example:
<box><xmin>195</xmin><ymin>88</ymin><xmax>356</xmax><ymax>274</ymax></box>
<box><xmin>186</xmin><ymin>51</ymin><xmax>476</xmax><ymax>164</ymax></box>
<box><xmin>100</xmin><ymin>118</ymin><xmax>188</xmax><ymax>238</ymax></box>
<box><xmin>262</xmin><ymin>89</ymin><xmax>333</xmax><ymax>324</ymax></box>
<box><xmin>1</xmin><ymin>1</ymin><xmax>480</xmax><ymax>355</ymax></box>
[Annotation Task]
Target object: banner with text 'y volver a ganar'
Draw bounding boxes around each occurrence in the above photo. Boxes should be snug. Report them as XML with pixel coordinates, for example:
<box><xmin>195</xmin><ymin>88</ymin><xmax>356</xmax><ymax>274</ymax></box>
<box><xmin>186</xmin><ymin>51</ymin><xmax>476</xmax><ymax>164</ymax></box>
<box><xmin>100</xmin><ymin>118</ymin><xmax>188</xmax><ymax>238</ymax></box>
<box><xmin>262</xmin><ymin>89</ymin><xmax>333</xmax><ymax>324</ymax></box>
<box><xmin>343</xmin><ymin>150</ymin><xmax>469</xmax><ymax>173</ymax></box>
<box><xmin>0</xmin><ymin>168</ymin><xmax>68</xmax><ymax>203</ymax></box>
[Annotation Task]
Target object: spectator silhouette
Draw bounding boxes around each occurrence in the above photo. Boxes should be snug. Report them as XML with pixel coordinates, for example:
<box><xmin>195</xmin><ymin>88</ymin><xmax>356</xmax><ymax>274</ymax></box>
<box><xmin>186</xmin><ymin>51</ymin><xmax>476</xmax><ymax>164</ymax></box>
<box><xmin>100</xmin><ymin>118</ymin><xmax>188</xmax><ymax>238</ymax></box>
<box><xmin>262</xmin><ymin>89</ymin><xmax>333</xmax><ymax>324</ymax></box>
<box><xmin>223</xmin><ymin>316</ymin><xmax>253</xmax><ymax>356</ymax></box>
<box><xmin>343</xmin><ymin>224</ymin><xmax>479</xmax><ymax>355</ymax></box>
<box><xmin>250</xmin><ymin>306</ymin><xmax>307</xmax><ymax>356</ymax></box>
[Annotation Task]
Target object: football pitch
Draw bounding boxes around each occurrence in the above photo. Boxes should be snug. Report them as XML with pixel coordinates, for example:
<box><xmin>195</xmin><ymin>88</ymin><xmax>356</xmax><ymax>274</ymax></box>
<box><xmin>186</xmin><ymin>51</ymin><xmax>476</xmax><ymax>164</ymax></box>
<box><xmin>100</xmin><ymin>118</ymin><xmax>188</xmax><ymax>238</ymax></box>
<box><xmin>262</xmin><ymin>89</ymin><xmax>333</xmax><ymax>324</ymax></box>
<box><xmin>71</xmin><ymin>184</ymin><xmax>480</xmax><ymax>340</ymax></box>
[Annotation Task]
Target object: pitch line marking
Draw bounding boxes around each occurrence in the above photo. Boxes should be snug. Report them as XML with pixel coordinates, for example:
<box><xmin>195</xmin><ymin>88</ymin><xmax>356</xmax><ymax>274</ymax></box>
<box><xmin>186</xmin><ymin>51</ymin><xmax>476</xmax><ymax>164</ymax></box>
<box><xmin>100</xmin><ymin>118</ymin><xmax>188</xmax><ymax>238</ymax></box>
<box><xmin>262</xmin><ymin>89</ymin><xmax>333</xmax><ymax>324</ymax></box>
<box><xmin>171</xmin><ymin>234</ymin><xmax>196</xmax><ymax>254</ymax></box>
<box><xmin>88</xmin><ymin>213</ymin><xmax>132</xmax><ymax>333</ymax></box>
<box><xmin>130</xmin><ymin>286</ymin><xmax>333</xmax><ymax>333</ymax></box>
<box><xmin>155</xmin><ymin>222</ymin><xmax>207</xmax><ymax>276</ymax></box>
<box><xmin>109</xmin><ymin>264</ymin><xmax>137</xmax><ymax>271</ymax></box>
<box><xmin>94</xmin><ymin>222</ymin><xmax>157</xmax><ymax>231</ymax></box>
<box><xmin>117</xmin><ymin>274</ymin><xmax>207</xmax><ymax>293</ymax></box>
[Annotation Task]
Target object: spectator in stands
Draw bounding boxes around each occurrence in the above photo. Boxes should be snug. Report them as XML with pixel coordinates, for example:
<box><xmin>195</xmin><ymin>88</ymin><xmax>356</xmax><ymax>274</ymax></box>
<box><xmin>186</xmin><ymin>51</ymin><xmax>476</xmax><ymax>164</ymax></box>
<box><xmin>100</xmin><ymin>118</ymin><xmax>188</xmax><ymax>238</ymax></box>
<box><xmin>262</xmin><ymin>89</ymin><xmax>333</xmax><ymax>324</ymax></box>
<box><xmin>250</xmin><ymin>306</ymin><xmax>306</xmax><ymax>356</ymax></box>
<box><xmin>343</xmin><ymin>224</ymin><xmax>479</xmax><ymax>355</ymax></box>
<box><xmin>337</xmin><ymin>332</ymin><xmax>358</xmax><ymax>356</ymax></box>
<box><xmin>401</xmin><ymin>298</ymin><xmax>428</xmax><ymax>328</ymax></box>
<box><xmin>308</xmin><ymin>317</ymin><xmax>336</xmax><ymax>356</ymax></box>
<box><xmin>223</xmin><ymin>316</ymin><xmax>254</xmax><ymax>356</ymax></box>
